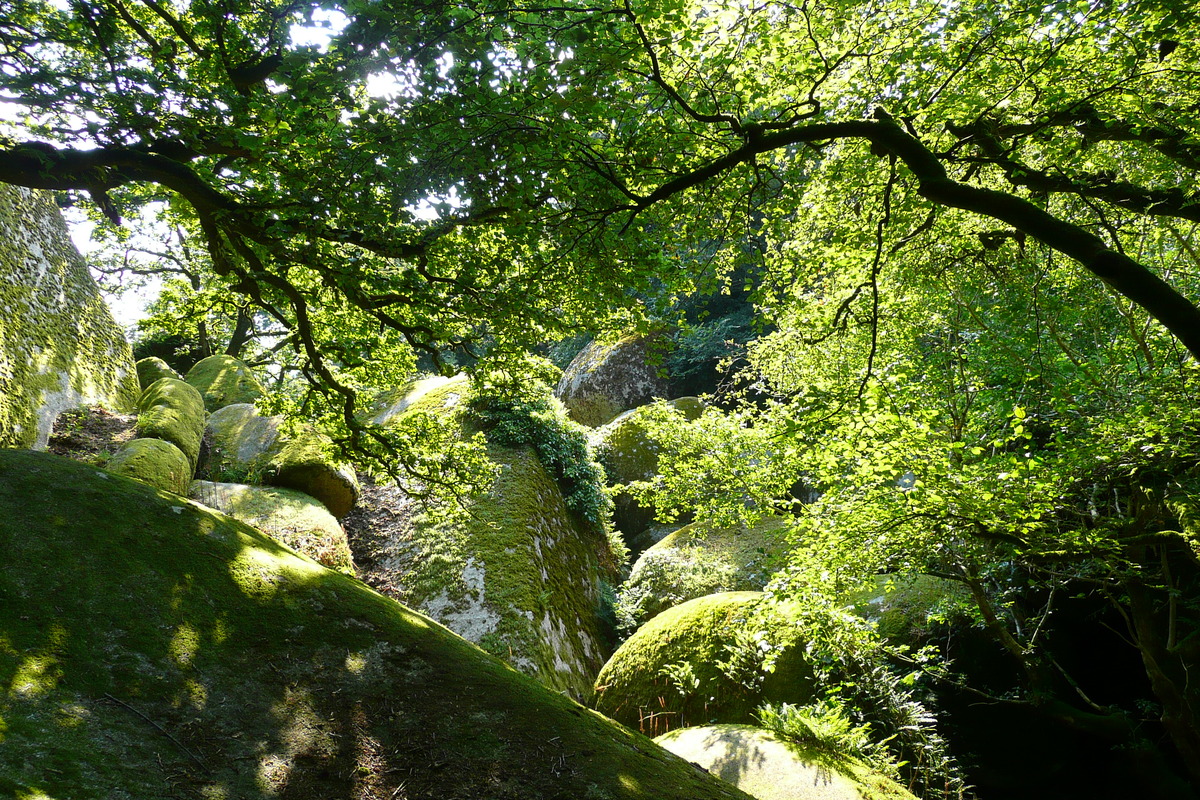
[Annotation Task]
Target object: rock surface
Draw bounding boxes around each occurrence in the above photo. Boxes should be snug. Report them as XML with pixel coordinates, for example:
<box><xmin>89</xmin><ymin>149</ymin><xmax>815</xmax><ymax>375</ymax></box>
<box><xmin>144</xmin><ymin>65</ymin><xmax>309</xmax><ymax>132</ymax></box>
<box><xmin>594</xmin><ymin>592</ymin><xmax>815</xmax><ymax>736</ymax></box>
<box><xmin>134</xmin><ymin>356</ymin><xmax>181</xmax><ymax>391</ymax></box>
<box><xmin>190</xmin><ymin>480</ymin><xmax>356</xmax><ymax>575</ymax></box>
<box><xmin>0</xmin><ymin>184</ymin><xmax>139</xmax><ymax>448</ymax></box>
<box><xmin>104</xmin><ymin>437</ymin><xmax>193</xmax><ymax>494</ymax></box>
<box><xmin>655</xmin><ymin>725</ymin><xmax>917</xmax><ymax>800</ymax></box>
<box><xmin>0</xmin><ymin>449</ymin><xmax>754</xmax><ymax>800</ymax></box>
<box><xmin>184</xmin><ymin>354</ymin><xmax>265</xmax><ymax>412</ymax></box>
<box><xmin>555</xmin><ymin>332</ymin><xmax>672</xmax><ymax>427</ymax></box>
<box><xmin>135</xmin><ymin>377</ymin><xmax>206</xmax><ymax>471</ymax></box>
<box><xmin>202</xmin><ymin>402</ymin><xmax>359</xmax><ymax>518</ymax></box>
<box><xmin>346</xmin><ymin>375</ymin><xmax>618</xmax><ymax>699</ymax></box>
<box><xmin>618</xmin><ymin>517</ymin><xmax>790</xmax><ymax>630</ymax></box>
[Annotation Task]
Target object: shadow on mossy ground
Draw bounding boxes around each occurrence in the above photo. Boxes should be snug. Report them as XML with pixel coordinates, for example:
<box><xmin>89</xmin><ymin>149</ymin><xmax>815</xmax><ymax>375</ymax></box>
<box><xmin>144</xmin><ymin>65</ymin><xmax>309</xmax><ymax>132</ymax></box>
<box><xmin>0</xmin><ymin>449</ymin><xmax>752</xmax><ymax>800</ymax></box>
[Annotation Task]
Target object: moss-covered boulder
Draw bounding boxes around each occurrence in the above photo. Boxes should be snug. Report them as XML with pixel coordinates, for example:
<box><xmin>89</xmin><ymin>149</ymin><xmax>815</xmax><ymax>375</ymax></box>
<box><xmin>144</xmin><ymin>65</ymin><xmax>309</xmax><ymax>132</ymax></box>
<box><xmin>655</xmin><ymin>725</ymin><xmax>917</xmax><ymax>800</ymax></box>
<box><xmin>593</xmin><ymin>398</ymin><xmax>704</xmax><ymax>547</ymax></box>
<box><xmin>346</xmin><ymin>375</ymin><xmax>618</xmax><ymax>699</ymax></box>
<box><xmin>190</xmin><ymin>480</ymin><xmax>355</xmax><ymax>575</ymax></box>
<box><xmin>0</xmin><ymin>449</ymin><xmax>754</xmax><ymax>800</ymax></box>
<box><xmin>361</xmin><ymin>373</ymin><xmax>462</xmax><ymax>426</ymax></box>
<box><xmin>555</xmin><ymin>332</ymin><xmax>672</xmax><ymax>427</ymax></box>
<box><xmin>594</xmin><ymin>592</ymin><xmax>816</xmax><ymax>736</ymax></box>
<box><xmin>135</xmin><ymin>377</ymin><xmax>206</xmax><ymax>470</ymax></box>
<box><xmin>618</xmin><ymin>517</ymin><xmax>791</xmax><ymax>630</ymax></box>
<box><xmin>104</xmin><ymin>437</ymin><xmax>192</xmax><ymax>494</ymax></box>
<box><xmin>849</xmin><ymin>573</ymin><xmax>973</xmax><ymax>645</ymax></box>
<box><xmin>202</xmin><ymin>403</ymin><xmax>359</xmax><ymax>518</ymax></box>
<box><xmin>0</xmin><ymin>184</ymin><xmax>140</xmax><ymax>449</ymax></box>
<box><xmin>184</xmin><ymin>354</ymin><xmax>265</xmax><ymax>412</ymax></box>
<box><xmin>134</xmin><ymin>356</ymin><xmax>181</xmax><ymax>391</ymax></box>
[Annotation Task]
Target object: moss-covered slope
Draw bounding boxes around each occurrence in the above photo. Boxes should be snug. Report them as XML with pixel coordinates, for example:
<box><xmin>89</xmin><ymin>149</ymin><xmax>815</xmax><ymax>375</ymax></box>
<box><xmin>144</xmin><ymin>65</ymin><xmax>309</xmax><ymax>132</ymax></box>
<box><xmin>0</xmin><ymin>449</ymin><xmax>753</xmax><ymax>800</ymax></box>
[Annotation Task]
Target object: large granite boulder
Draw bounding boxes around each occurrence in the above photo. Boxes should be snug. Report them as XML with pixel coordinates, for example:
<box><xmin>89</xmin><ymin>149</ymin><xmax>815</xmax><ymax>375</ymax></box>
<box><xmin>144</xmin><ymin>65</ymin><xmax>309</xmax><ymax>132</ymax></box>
<box><xmin>618</xmin><ymin>517</ymin><xmax>791</xmax><ymax>631</ymax></box>
<box><xmin>346</xmin><ymin>375</ymin><xmax>619</xmax><ymax>700</ymax></box>
<box><xmin>202</xmin><ymin>403</ymin><xmax>359</xmax><ymax>518</ymax></box>
<box><xmin>190</xmin><ymin>480</ymin><xmax>355</xmax><ymax>575</ymax></box>
<box><xmin>134</xmin><ymin>356</ymin><xmax>181</xmax><ymax>391</ymax></box>
<box><xmin>849</xmin><ymin>573</ymin><xmax>973</xmax><ymax>646</ymax></box>
<box><xmin>594</xmin><ymin>592</ymin><xmax>816</xmax><ymax>736</ymax></box>
<box><xmin>555</xmin><ymin>332</ymin><xmax>672</xmax><ymax>427</ymax></box>
<box><xmin>135</xmin><ymin>377</ymin><xmax>206</xmax><ymax>471</ymax></box>
<box><xmin>184</xmin><ymin>354</ymin><xmax>265</xmax><ymax>412</ymax></box>
<box><xmin>104</xmin><ymin>437</ymin><xmax>192</xmax><ymax>494</ymax></box>
<box><xmin>592</xmin><ymin>397</ymin><xmax>704</xmax><ymax>550</ymax></box>
<box><xmin>655</xmin><ymin>725</ymin><xmax>917</xmax><ymax>800</ymax></box>
<box><xmin>0</xmin><ymin>449</ymin><xmax>754</xmax><ymax>800</ymax></box>
<box><xmin>0</xmin><ymin>184</ymin><xmax>139</xmax><ymax>448</ymax></box>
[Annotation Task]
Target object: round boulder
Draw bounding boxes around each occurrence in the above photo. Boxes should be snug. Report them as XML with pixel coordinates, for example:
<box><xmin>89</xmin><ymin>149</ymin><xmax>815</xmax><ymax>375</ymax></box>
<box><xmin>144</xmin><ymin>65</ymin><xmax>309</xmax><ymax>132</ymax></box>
<box><xmin>190</xmin><ymin>480</ymin><xmax>355</xmax><ymax>574</ymax></box>
<box><xmin>555</xmin><ymin>332</ymin><xmax>672</xmax><ymax>427</ymax></box>
<box><xmin>184</xmin><ymin>354</ymin><xmax>265</xmax><ymax>412</ymax></box>
<box><xmin>105</xmin><ymin>437</ymin><xmax>192</xmax><ymax>494</ymax></box>
<box><xmin>618</xmin><ymin>517</ymin><xmax>790</xmax><ymax>631</ymax></box>
<box><xmin>849</xmin><ymin>573</ymin><xmax>973</xmax><ymax>646</ymax></box>
<box><xmin>593</xmin><ymin>592</ymin><xmax>815</xmax><ymax>736</ymax></box>
<box><xmin>134</xmin><ymin>357</ymin><xmax>181</xmax><ymax>391</ymax></box>
<box><xmin>655</xmin><ymin>725</ymin><xmax>917</xmax><ymax>800</ymax></box>
<box><xmin>135</xmin><ymin>377</ymin><xmax>206</xmax><ymax>471</ymax></box>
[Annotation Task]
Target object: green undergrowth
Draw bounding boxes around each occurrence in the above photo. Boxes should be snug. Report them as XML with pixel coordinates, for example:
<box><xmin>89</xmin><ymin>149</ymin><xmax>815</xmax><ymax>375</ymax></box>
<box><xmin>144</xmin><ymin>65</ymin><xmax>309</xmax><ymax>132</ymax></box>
<box><xmin>0</xmin><ymin>449</ymin><xmax>753</xmax><ymax>800</ymax></box>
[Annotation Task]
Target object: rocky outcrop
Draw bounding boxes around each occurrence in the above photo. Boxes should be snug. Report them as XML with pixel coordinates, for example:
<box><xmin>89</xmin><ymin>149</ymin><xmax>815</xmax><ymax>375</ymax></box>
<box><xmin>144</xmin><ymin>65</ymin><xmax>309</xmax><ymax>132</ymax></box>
<box><xmin>594</xmin><ymin>592</ymin><xmax>815</xmax><ymax>736</ymax></box>
<box><xmin>134</xmin><ymin>356</ymin><xmax>181</xmax><ymax>390</ymax></box>
<box><xmin>190</xmin><ymin>480</ymin><xmax>356</xmax><ymax>575</ymax></box>
<box><xmin>617</xmin><ymin>517</ymin><xmax>790</xmax><ymax>631</ymax></box>
<box><xmin>655</xmin><ymin>725</ymin><xmax>917</xmax><ymax>800</ymax></box>
<box><xmin>346</xmin><ymin>375</ymin><xmax>619</xmax><ymax>700</ymax></box>
<box><xmin>555</xmin><ymin>332</ymin><xmax>672</xmax><ymax>427</ymax></box>
<box><xmin>202</xmin><ymin>403</ymin><xmax>359</xmax><ymax>518</ymax></box>
<box><xmin>0</xmin><ymin>184</ymin><xmax>139</xmax><ymax>448</ymax></box>
<box><xmin>0</xmin><ymin>449</ymin><xmax>754</xmax><ymax>800</ymax></box>
<box><xmin>184</xmin><ymin>354</ymin><xmax>265</xmax><ymax>412</ymax></box>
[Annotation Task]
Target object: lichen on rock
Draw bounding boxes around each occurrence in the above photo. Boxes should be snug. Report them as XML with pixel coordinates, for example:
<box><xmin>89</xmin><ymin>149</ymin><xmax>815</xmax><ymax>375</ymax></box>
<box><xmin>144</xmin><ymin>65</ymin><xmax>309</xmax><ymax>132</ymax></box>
<box><xmin>555</xmin><ymin>332</ymin><xmax>672</xmax><ymax>427</ymax></box>
<box><xmin>0</xmin><ymin>184</ymin><xmax>139</xmax><ymax>449</ymax></box>
<box><xmin>190</xmin><ymin>480</ymin><xmax>355</xmax><ymax>574</ymax></box>
<box><xmin>184</xmin><ymin>354</ymin><xmax>265</xmax><ymax>412</ymax></box>
<box><xmin>134</xmin><ymin>357</ymin><xmax>181</xmax><ymax>391</ymax></box>
<box><xmin>104</xmin><ymin>437</ymin><xmax>193</xmax><ymax>494</ymax></box>
<box><xmin>594</xmin><ymin>592</ymin><xmax>815</xmax><ymax>736</ymax></box>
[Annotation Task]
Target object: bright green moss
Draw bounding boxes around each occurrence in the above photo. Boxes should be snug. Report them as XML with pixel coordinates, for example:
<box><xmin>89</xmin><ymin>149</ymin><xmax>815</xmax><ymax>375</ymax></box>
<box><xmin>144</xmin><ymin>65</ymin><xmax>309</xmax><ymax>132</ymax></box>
<box><xmin>849</xmin><ymin>573</ymin><xmax>973</xmax><ymax>645</ymax></box>
<box><xmin>135</xmin><ymin>378</ymin><xmax>206</xmax><ymax>470</ymax></box>
<box><xmin>0</xmin><ymin>450</ymin><xmax>753</xmax><ymax>800</ymax></box>
<box><xmin>184</xmin><ymin>354</ymin><xmax>265</xmax><ymax>412</ymax></box>
<box><xmin>0</xmin><ymin>185</ymin><xmax>139</xmax><ymax>449</ymax></box>
<box><xmin>134</xmin><ymin>357</ymin><xmax>181</xmax><ymax>391</ymax></box>
<box><xmin>594</xmin><ymin>592</ymin><xmax>816</xmax><ymax>736</ymax></box>
<box><xmin>617</xmin><ymin>517</ymin><xmax>790</xmax><ymax>631</ymax></box>
<box><xmin>104</xmin><ymin>437</ymin><xmax>192</xmax><ymax>494</ymax></box>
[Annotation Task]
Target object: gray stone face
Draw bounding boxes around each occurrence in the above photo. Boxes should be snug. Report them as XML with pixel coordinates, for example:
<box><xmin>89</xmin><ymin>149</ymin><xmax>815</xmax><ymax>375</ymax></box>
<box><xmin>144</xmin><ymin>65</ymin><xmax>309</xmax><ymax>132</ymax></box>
<box><xmin>554</xmin><ymin>333</ymin><xmax>671</xmax><ymax>427</ymax></box>
<box><xmin>0</xmin><ymin>185</ymin><xmax>139</xmax><ymax>448</ymax></box>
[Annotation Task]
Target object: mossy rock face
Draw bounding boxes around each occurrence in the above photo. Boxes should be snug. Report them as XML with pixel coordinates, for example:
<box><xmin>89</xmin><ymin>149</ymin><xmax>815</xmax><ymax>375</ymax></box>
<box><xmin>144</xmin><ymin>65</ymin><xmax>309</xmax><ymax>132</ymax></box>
<box><xmin>134</xmin><ymin>357</ymin><xmax>181</xmax><ymax>391</ymax></box>
<box><xmin>360</xmin><ymin>374</ymin><xmax>462</xmax><ymax>427</ymax></box>
<box><xmin>593</xmin><ymin>398</ymin><xmax>704</xmax><ymax>547</ymax></box>
<box><xmin>618</xmin><ymin>517</ymin><xmax>790</xmax><ymax>630</ymax></box>
<box><xmin>555</xmin><ymin>333</ymin><xmax>672</xmax><ymax>427</ymax></box>
<box><xmin>0</xmin><ymin>449</ymin><xmax>755</xmax><ymax>800</ymax></box>
<box><xmin>104</xmin><ymin>437</ymin><xmax>192</xmax><ymax>494</ymax></box>
<box><xmin>184</xmin><ymin>354</ymin><xmax>265</xmax><ymax>412</ymax></box>
<box><xmin>849</xmin><ymin>573</ymin><xmax>973</xmax><ymax>645</ymax></box>
<box><xmin>347</xmin><ymin>375</ymin><xmax>615</xmax><ymax>700</ymax></box>
<box><xmin>190</xmin><ymin>480</ymin><xmax>355</xmax><ymax>575</ymax></box>
<box><xmin>594</xmin><ymin>592</ymin><xmax>816</xmax><ymax>736</ymax></box>
<box><xmin>202</xmin><ymin>403</ymin><xmax>359</xmax><ymax>518</ymax></box>
<box><xmin>135</xmin><ymin>377</ymin><xmax>206</xmax><ymax>471</ymax></box>
<box><xmin>0</xmin><ymin>184</ymin><xmax>140</xmax><ymax>449</ymax></box>
<box><xmin>655</xmin><ymin>725</ymin><xmax>917</xmax><ymax>800</ymax></box>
